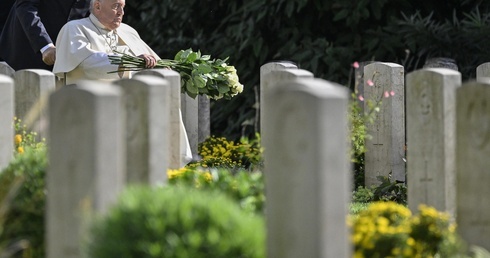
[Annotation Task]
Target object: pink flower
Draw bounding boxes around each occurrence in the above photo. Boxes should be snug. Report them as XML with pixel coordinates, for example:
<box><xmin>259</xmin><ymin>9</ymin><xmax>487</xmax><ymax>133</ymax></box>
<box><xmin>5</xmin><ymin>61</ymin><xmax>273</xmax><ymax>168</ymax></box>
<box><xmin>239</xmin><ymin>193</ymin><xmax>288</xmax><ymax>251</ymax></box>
<box><xmin>384</xmin><ymin>91</ymin><xmax>390</xmax><ymax>98</ymax></box>
<box><xmin>390</xmin><ymin>90</ymin><xmax>395</xmax><ymax>96</ymax></box>
<box><xmin>366</xmin><ymin>79</ymin><xmax>374</xmax><ymax>86</ymax></box>
<box><xmin>352</xmin><ymin>62</ymin><xmax>360</xmax><ymax>69</ymax></box>
<box><xmin>358</xmin><ymin>95</ymin><xmax>364</xmax><ymax>101</ymax></box>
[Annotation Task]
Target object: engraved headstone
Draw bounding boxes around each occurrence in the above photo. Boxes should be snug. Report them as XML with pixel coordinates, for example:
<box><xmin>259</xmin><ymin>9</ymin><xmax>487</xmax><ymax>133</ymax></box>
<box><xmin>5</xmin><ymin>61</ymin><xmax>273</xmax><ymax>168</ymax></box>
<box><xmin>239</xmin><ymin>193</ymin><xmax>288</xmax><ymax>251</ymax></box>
<box><xmin>406</xmin><ymin>68</ymin><xmax>461</xmax><ymax>217</ymax></box>
<box><xmin>263</xmin><ymin>77</ymin><xmax>351</xmax><ymax>258</ymax></box>
<box><xmin>364</xmin><ymin>62</ymin><xmax>405</xmax><ymax>186</ymax></box>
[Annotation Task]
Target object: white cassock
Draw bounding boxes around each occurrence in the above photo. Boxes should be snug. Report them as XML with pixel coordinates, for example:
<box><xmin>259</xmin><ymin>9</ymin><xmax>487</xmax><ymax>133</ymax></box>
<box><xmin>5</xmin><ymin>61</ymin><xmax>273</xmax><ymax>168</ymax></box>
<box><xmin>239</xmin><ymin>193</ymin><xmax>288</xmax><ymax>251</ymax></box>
<box><xmin>54</xmin><ymin>14</ymin><xmax>193</xmax><ymax>167</ymax></box>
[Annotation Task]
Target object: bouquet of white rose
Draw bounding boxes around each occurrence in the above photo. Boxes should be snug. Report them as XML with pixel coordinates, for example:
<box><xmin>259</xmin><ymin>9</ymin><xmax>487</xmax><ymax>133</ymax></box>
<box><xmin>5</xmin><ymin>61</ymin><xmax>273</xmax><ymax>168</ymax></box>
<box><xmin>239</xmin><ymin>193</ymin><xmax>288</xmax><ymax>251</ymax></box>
<box><xmin>109</xmin><ymin>49</ymin><xmax>244</xmax><ymax>100</ymax></box>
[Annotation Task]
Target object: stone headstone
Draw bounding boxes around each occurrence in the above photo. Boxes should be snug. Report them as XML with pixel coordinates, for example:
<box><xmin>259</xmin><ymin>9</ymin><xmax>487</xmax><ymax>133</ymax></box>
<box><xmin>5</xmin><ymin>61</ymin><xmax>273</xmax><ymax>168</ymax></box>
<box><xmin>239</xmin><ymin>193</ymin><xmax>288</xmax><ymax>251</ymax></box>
<box><xmin>260</xmin><ymin>61</ymin><xmax>298</xmax><ymax>136</ymax></box>
<box><xmin>456</xmin><ymin>81</ymin><xmax>490</xmax><ymax>250</ymax></box>
<box><xmin>423</xmin><ymin>57</ymin><xmax>458</xmax><ymax>71</ymax></box>
<box><xmin>47</xmin><ymin>81</ymin><xmax>125</xmax><ymax>258</ymax></box>
<box><xmin>14</xmin><ymin>69</ymin><xmax>56</xmax><ymax>139</ymax></box>
<box><xmin>0</xmin><ymin>75</ymin><xmax>14</xmax><ymax>171</ymax></box>
<box><xmin>0</xmin><ymin>62</ymin><xmax>14</xmax><ymax>77</ymax></box>
<box><xmin>114</xmin><ymin>75</ymin><xmax>170</xmax><ymax>185</ymax></box>
<box><xmin>181</xmin><ymin>93</ymin><xmax>198</xmax><ymax>157</ymax></box>
<box><xmin>263</xmin><ymin>77</ymin><xmax>352</xmax><ymax>258</ymax></box>
<box><xmin>406</xmin><ymin>68</ymin><xmax>461</xmax><ymax>217</ymax></box>
<box><xmin>476</xmin><ymin>62</ymin><xmax>490</xmax><ymax>82</ymax></box>
<box><xmin>134</xmin><ymin>69</ymin><xmax>185</xmax><ymax>168</ymax></box>
<box><xmin>364</xmin><ymin>62</ymin><xmax>406</xmax><ymax>186</ymax></box>
<box><xmin>261</xmin><ymin>68</ymin><xmax>314</xmax><ymax>143</ymax></box>
<box><xmin>198</xmin><ymin>95</ymin><xmax>211</xmax><ymax>144</ymax></box>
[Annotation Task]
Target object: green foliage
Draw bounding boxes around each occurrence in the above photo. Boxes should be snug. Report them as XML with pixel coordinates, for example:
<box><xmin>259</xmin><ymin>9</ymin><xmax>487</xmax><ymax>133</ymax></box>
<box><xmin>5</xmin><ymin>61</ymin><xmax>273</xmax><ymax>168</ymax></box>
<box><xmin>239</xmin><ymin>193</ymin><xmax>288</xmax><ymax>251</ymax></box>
<box><xmin>86</xmin><ymin>185</ymin><xmax>265</xmax><ymax>258</ymax></box>
<box><xmin>13</xmin><ymin>117</ymin><xmax>46</xmax><ymax>154</ymax></box>
<box><xmin>188</xmin><ymin>134</ymin><xmax>263</xmax><ymax>171</ymax></box>
<box><xmin>352</xmin><ymin>186</ymin><xmax>375</xmax><ymax>203</ymax></box>
<box><xmin>124</xmin><ymin>0</ymin><xmax>490</xmax><ymax>140</ymax></box>
<box><xmin>168</xmin><ymin>167</ymin><xmax>265</xmax><ymax>214</ymax></box>
<box><xmin>350</xmin><ymin>201</ymin><xmax>467</xmax><ymax>257</ymax></box>
<box><xmin>372</xmin><ymin>176</ymin><xmax>407</xmax><ymax>205</ymax></box>
<box><xmin>0</xmin><ymin>147</ymin><xmax>47</xmax><ymax>258</ymax></box>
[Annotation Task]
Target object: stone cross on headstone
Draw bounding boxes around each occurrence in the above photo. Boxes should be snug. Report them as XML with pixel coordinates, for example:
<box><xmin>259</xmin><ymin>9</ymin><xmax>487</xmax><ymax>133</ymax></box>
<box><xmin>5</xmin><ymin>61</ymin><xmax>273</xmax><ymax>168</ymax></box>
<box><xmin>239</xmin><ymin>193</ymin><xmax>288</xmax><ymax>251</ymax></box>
<box><xmin>263</xmin><ymin>77</ymin><xmax>352</xmax><ymax>258</ymax></box>
<box><xmin>406</xmin><ymin>68</ymin><xmax>461</xmax><ymax>217</ymax></box>
<box><xmin>0</xmin><ymin>75</ymin><xmax>14</xmax><ymax>171</ymax></box>
<box><xmin>114</xmin><ymin>75</ymin><xmax>170</xmax><ymax>185</ymax></box>
<box><xmin>364</xmin><ymin>62</ymin><xmax>405</xmax><ymax>186</ymax></box>
<box><xmin>456</xmin><ymin>81</ymin><xmax>490</xmax><ymax>250</ymax></box>
<box><xmin>47</xmin><ymin>81</ymin><xmax>125</xmax><ymax>258</ymax></box>
<box><xmin>134</xmin><ymin>69</ymin><xmax>186</xmax><ymax>168</ymax></box>
<box><xmin>14</xmin><ymin>69</ymin><xmax>55</xmax><ymax>140</ymax></box>
<box><xmin>476</xmin><ymin>62</ymin><xmax>490</xmax><ymax>82</ymax></box>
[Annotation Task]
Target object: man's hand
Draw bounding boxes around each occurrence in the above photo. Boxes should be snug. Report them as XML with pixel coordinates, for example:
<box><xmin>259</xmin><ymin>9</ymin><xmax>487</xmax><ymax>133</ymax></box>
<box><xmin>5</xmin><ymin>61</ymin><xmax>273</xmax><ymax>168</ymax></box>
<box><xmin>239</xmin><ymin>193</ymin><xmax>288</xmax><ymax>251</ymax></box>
<box><xmin>138</xmin><ymin>54</ymin><xmax>157</xmax><ymax>68</ymax></box>
<box><xmin>42</xmin><ymin>46</ymin><xmax>56</xmax><ymax>65</ymax></box>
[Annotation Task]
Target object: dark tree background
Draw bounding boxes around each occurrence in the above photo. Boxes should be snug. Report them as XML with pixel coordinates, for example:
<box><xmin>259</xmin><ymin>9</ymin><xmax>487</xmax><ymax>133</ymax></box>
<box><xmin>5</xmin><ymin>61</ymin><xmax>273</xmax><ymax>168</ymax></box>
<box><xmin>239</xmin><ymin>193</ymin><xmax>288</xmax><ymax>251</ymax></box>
<box><xmin>124</xmin><ymin>0</ymin><xmax>490</xmax><ymax>140</ymax></box>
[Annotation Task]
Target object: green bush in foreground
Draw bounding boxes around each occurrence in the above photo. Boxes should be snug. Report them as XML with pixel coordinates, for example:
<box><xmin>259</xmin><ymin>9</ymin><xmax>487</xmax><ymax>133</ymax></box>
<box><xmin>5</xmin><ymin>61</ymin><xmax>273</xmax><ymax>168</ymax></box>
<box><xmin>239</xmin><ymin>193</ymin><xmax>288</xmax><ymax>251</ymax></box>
<box><xmin>0</xmin><ymin>147</ymin><xmax>47</xmax><ymax>258</ymax></box>
<box><xmin>86</xmin><ymin>185</ymin><xmax>265</xmax><ymax>258</ymax></box>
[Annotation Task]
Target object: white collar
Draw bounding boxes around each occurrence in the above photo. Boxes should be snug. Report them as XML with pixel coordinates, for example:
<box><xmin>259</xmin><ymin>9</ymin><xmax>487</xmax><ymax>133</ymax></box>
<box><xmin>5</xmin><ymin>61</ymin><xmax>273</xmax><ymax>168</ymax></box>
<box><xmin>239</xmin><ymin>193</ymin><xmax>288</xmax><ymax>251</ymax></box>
<box><xmin>89</xmin><ymin>14</ymin><xmax>112</xmax><ymax>33</ymax></box>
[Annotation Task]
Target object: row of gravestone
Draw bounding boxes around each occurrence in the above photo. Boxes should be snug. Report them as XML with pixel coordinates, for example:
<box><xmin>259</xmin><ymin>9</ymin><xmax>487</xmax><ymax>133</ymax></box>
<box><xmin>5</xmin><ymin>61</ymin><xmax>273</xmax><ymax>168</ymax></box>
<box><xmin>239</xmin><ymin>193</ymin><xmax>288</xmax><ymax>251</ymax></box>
<box><xmin>0</xmin><ymin>69</ymin><xmax>212</xmax><ymax>258</ymax></box>
<box><xmin>0</xmin><ymin>63</ymin><xmax>212</xmax><ymax>171</ymax></box>
<box><xmin>1</xmin><ymin>59</ymin><xmax>490</xmax><ymax>256</ymax></box>
<box><xmin>260</xmin><ymin>61</ymin><xmax>490</xmax><ymax>255</ymax></box>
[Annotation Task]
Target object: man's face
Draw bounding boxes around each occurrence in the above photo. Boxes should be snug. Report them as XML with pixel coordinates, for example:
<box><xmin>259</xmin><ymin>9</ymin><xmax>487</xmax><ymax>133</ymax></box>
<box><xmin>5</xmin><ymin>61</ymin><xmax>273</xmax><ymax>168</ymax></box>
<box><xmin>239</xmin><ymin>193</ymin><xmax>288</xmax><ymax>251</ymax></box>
<box><xmin>93</xmin><ymin>0</ymin><xmax>125</xmax><ymax>30</ymax></box>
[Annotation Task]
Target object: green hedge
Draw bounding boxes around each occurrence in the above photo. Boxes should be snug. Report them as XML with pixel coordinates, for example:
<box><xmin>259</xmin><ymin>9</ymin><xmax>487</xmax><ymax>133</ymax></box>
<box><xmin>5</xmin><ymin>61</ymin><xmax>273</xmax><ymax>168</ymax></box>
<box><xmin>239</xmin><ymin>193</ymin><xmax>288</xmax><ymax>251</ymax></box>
<box><xmin>86</xmin><ymin>185</ymin><xmax>265</xmax><ymax>258</ymax></box>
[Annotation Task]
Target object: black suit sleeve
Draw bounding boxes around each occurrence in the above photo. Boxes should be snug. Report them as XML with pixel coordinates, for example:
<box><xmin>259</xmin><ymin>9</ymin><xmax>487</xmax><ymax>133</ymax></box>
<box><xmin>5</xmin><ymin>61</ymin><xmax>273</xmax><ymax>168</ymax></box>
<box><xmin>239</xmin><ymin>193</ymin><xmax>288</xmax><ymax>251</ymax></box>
<box><xmin>14</xmin><ymin>0</ymin><xmax>52</xmax><ymax>53</ymax></box>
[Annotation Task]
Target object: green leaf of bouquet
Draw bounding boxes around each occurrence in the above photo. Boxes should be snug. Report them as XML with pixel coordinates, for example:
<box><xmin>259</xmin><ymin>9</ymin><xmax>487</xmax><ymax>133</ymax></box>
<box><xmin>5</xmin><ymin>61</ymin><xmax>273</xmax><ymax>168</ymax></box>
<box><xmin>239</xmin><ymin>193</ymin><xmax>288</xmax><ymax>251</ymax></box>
<box><xmin>188</xmin><ymin>52</ymin><xmax>199</xmax><ymax>62</ymax></box>
<box><xmin>179</xmin><ymin>49</ymin><xmax>193</xmax><ymax>61</ymax></box>
<box><xmin>197</xmin><ymin>63</ymin><xmax>213</xmax><ymax>74</ymax></box>
<box><xmin>218</xmin><ymin>84</ymin><xmax>230</xmax><ymax>93</ymax></box>
<box><xmin>174</xmin><ymin>50</ymin><xmax>185</xmax><ymax>61</ymax></box>
<box><xmin>185</xmin><ymin>80</ymin><xmax>199</xmax><ymax>95</ymax></box>
<box><xmin>193</xmin><ymin>76</ymin><xmax>207</xmax><ymax>89</ymax></box>
<box><xmin>201</xmin><ymin>55</ymin><xmax>210</xmax><ymax>61</ymax></box>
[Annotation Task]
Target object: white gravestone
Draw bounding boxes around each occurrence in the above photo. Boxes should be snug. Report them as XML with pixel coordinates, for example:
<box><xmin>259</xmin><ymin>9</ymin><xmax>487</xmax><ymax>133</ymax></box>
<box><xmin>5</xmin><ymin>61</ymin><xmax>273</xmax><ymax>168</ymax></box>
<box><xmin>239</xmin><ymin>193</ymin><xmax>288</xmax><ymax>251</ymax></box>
<box><xmin>181</xmin><ymin>93</ymin><xmax>198</xmax><ymax>157</ymax></box>
<box><xmin>0</xmin><ymin>75</ymin><xmax>14</xmax><ymax>171</ymax></box>
<box><xmin>364</xmin><ymin>62</ymin><xmax>405</xmax><ymax>186</ymax></box>
<box><xmin>134</xmin><ymin>69</ymin><xmax>184</xmax><ymax>168</ymax></box>
<box><xmin>261</xmin><ymin>68</ymin><xmax>314</xmax><ymax>143</ymax></box>
<box><xmin>14</xmin><ymin>69</ymin><xmax>55</xmax><ymax>139</ymax></box>
<box><xmin>260</xmin><ymin>61</ymin><xmax>298</xmax><ymax>136</ymax></box>
<box><xmin>114</xmin><ymin>75</ymin><xmax>170</xmax><ymax>185</ymax></box>
<box><xmin>406</xmin><ymin>68</ymin><xmax>461</xmax><ymax>218</ymax></box>
<box><xmin>456</xmin><ymin>81</ymin><xmax>490</xmax><ymax>250</ymax></box>
<box><xmin>47</xmin><ymin>81</ymin><xmax>125</xmax><ymax>258</ymax></box>
<box><xmin>0</xmin><ymin>62</ymin><xmax>14</xmax><ymax>77</ymax></box>
<box><xmin>263</xmin><ymin>77</ymin><xmax>352</xmax><ymax>258</ymax></box>
<box><xmin>476</xmin><ymin>62</ymin><xmax>490</xmax><ymax>83</ymax></box>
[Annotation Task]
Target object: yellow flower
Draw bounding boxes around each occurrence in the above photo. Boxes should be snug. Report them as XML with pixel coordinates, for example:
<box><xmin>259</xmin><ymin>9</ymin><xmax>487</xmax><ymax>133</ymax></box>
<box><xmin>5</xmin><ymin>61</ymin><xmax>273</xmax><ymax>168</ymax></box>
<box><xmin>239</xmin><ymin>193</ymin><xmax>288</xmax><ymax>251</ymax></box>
<box><xmin>202</xmin><ymin>172</ymin><xmax>212</xmax><ymax>182</ymax></box>
<box><xmin>14</xmin><ymin>134</ymin><xmax>22</xmax><ymax>145</ymax></box>
<box><xmin>17</xmin><ymin>146</ymin><xmax>24</xmax><ymax>154</ymax></box>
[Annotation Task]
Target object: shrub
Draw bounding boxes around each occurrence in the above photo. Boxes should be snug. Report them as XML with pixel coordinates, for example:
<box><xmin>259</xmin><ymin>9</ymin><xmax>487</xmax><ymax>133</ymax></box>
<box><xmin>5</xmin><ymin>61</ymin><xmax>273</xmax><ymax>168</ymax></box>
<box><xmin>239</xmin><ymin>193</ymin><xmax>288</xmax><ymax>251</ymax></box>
<box><xmin>0</xmin><ymin>146</ymin><xmax>47</xmax><ymax>257</ymax></box>
<box><xmin>188</xmin><ymin>134</ymin><xmax>263</xmax><ymax>171</ymax></box>
<box><xmin>13</xmin><ymin>117</ymin><xmax>46</xmax><ymax>154</ymax></box>
<box><xmin>350</xmin><ymin>201</ymin><xmax>466</xmax><ymax>257</ymax></box>
<box><xmin>168</xmin><ymin>167</ymin><xmax>265</xmax><ymax>214</ymax></box>
<box><xmin>86</xmin><ymin>185</ymin><xmax>265</xmax><ymax>258</ymax></box>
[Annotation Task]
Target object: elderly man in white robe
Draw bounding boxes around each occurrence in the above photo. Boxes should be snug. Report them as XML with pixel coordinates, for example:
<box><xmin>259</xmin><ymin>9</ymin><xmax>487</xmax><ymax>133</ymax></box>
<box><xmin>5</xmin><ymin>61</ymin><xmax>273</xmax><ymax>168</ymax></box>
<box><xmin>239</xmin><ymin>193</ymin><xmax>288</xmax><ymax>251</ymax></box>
<box><xmin>53</xmin><ymin>0</ymin><xmax>158</xmax><ymax>83</ymax></box>
<box><xmin>54</xmin><ymin>0</ymin><xmax>192</xmax><ymax>166</ymax></box>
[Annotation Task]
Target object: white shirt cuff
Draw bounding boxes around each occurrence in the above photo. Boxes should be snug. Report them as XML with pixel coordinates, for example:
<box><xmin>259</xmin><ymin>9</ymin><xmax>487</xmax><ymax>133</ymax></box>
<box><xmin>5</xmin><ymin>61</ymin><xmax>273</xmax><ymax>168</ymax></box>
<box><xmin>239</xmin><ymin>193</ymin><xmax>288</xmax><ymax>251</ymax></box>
<box><xmin>40</xmin><ymin>43</ymin><xmax>55</xmax><ymax>54</ymax></box>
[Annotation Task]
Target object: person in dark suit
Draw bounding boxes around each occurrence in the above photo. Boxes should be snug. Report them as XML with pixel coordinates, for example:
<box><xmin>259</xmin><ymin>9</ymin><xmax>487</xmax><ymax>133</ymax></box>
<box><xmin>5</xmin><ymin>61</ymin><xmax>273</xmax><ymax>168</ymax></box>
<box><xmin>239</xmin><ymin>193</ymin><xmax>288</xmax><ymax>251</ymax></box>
<box><xmin>0</xmin><ymin>0</ymin><xmax>15</xmax><ymax>38</ymax></box>
<box><xmin>0</xmin><ymin>0</ymin><xmax>15</xmax><ymax>61</ymax></box>
<box><xmin>0</xmin><ymin>0</ymin><xmax>90</xmax><ymax>71</ymax></box>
